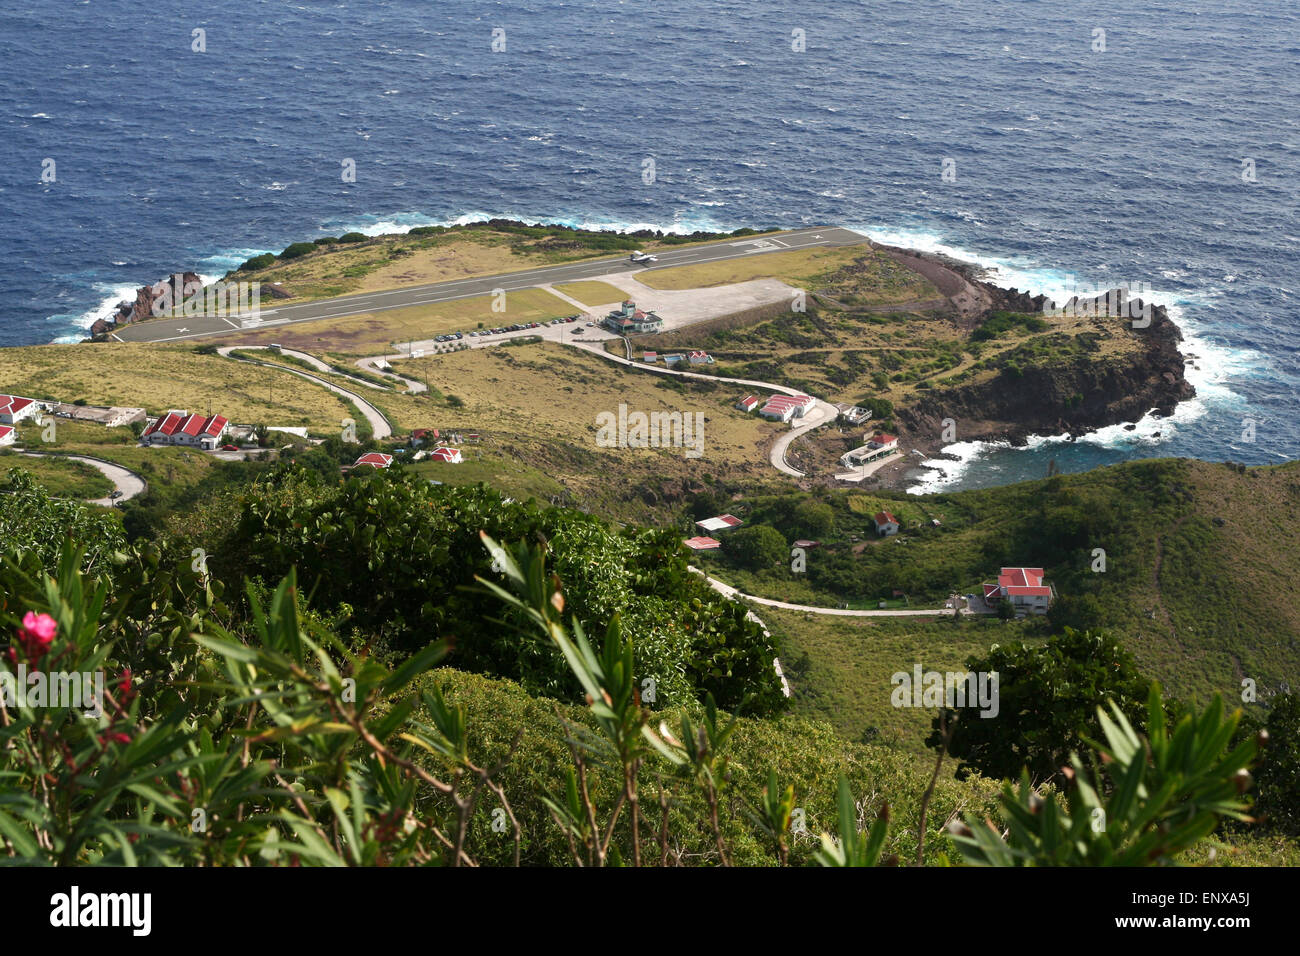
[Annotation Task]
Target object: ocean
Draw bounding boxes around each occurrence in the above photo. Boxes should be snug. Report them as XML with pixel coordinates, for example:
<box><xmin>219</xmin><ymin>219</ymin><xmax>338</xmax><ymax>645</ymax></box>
<box><xmin>1</xmin><ymin>0</ymin><xmax>1297</xmax><ymax>491</ymax></box>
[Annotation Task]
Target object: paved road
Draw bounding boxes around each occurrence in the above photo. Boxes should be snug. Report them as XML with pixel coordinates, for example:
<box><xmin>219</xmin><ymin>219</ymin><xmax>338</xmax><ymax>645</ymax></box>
<box><xmin>691</xmin><ymin>567</ymin><xmax>969</xmax><ymax>617</ymax></box>
<box><xmin>19</xmin><ymin>452</ymin><xmax>147</xmax><ymax>507</ymax></box>
<box><xmin>216</xmin><ymin>347</ymin><xmax>393</xmax><ymax>439</ymax></box>
<box><xmin>111</xmin><ymin>227</ymin><xmax>866</xmax><ymax>344</ymax></box>
<box><xmin>549</xmin><ymin>334</ymin><xmax>837</xmax><ymax>477</ymax></box>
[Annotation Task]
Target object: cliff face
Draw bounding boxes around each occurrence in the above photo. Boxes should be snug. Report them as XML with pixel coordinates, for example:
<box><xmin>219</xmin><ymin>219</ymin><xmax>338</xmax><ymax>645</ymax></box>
<box><xmin>899</xmin><ymin>297</ymin><xmax>1194</xmax><ymax>446</ymax></box>
<box><xmin>90</xmin><ymin>272</ymin><xmax>202</xmax><ymax>338</ymax></box>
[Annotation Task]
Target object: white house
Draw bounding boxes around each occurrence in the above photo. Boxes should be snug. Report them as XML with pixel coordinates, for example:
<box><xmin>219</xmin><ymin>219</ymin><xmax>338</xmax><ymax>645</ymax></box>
<box><xmin>695</xmin><ymin>514</ymin><xmax>743</xmax><ymax>534</ymax></box>
<box><xmin>354</xmin><ymin>452</ymin><xmax>393</xmax><ymax>469</ymax></box>
<box><xmin>0</xmin><ymin>425</ymin><xmax>14</xmax><ymax>446</ymax></box>
<box><xmin>982</xmin><ymin>567</ymin><xmax>1055</xmax><ymax>614</ymax></box>
<box><xmin>759</xmin><ymin>394</ymin><xmax>814</xmax><ymax>422</ymax></box>
<box><xmin>735</xmin><ymin>395</ymin><xmax>759</xmax><ymax>413</ymax></box>
<box><xmin>0</xmin><ymin>395</ymin><xmax>39</xmax><ymax>426</ymax></box>
<box><xmin>429</xmin><ymin>446</ymin><xmax>463</xmax><ymax>463</ymax></box>
<box><xmin>840</xmin><ymin>432</ymin><xmax>900</xmax><ymax>468</ymax></box>
<box><xmin>874</xmin><ymin>510</ymin><xmax>900</xmax><ymax>536</ymax></box>
<box><xmin>141</xmin><ymin>410</ymin><xmax>229</xmax><ymax>450</ymax></box>
<box><xmin>688</xmin><ymin>351</ymin><xmax>713</xmax><ymax>365</ymax></box>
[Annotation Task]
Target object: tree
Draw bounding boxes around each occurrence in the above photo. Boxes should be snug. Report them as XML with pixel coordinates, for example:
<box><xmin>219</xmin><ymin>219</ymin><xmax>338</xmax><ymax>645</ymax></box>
<box><xmin>929</xmin><ymin>628</ymin><xmax>1154</xmax><ymax>783</ymax></box>
<box><xmin>725</xmin><ymin>524</ymin><xmax>788</xmax><ymax>571</ymax></box>
<box><xmin>950</xmin><ymin>687</ymin><xmax>1257</xmax><ymax>866</ymax></box>
<box><xmin>996</xmin><ymin>597</ymin><xmax>1015</xmax><ymax>620</ymax></box>
<box><xmin>793</xmin><ymin>499</ymin><xmax>834</xmax><ymax>538</ymax></box>
<box><xmin>1254</xmin><ymin>693</ymin><xmax>1300</xmax><ymax>834</ymax></box>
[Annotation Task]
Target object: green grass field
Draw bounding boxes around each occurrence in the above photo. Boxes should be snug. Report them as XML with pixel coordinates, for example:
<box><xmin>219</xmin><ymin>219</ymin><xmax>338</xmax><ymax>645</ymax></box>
<box><xmin>764</xmin><ymin>606</ymin><xmax>1034</xmax><ymax>752</ymax></box>
<box><xmin>551</xmin><ymin>280</ymin><xmax>628</xmax><ymax>307</ymax></box>
<box><xmin>0</xmin><ymin>451</ymin><xmax>113</xmax><ymax>500</ymax></box>
<box><xmin>231</xmin><ymin>288</ymin><xmax>576</xmax><ymax>356</ymax></box>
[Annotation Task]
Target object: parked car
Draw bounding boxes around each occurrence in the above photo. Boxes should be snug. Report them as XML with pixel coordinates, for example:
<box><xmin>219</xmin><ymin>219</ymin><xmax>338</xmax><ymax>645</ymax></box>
<box><xmin>221</xmin><ymin>443</ymin><xmax>238</xmax><ymax>451</ymax></box>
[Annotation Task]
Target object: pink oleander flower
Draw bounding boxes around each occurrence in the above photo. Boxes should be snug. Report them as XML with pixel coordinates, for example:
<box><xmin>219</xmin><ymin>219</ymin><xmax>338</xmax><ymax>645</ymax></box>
<box><xmin>16</xmin><ymin>612</ymin><xmax>57</xmax><ymax>660</ymax></box>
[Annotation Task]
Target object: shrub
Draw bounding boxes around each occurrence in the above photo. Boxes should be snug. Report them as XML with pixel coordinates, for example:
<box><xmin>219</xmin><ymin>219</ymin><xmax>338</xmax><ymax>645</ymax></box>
<box><xmin>237</xmin><ymin>253</ymin><xmax>276</xmax><ymax>272</ymax></box>
<box><xmin>726</xmin><ymin>524</ymin><xmax>789</xmax><ymax>571</ymax></box>
<box><xmin>279</xmin><ymin>241</ymin><xmax>319</xmax><ymax>260</ymax></box>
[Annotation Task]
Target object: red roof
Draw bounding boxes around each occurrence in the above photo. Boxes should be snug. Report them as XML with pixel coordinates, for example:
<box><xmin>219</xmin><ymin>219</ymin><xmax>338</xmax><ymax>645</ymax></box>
<box><xmin>998</xmin><ymin>567</ymin><xmax>1046</xmax><ymax>588</ymax></box>
<box><xmin>0</xmin><ymin>425</ymin><xmax>13</xmax><ymax>440</ymax></box>
<box><xmin>683</xmin><ymin>536</ymin><xmax>722</xmax><ymax>550</ymax></box>
<box><xmin>354</xmin><ymin>452</ymin><xmax>393</xmax><ymax>468</ymax></box>
<box><xmin>0</xmin><ymin>395</ymin><xmax>34</xmax><ymax>416</ymax></box>
<box><xmin>430</xmin><ymin>447</ymin><xmax>461</xmax><ymax>462</ymax></box>
<box><xmin>874</xmin><ymin>511</ymin><xmax>899</xmax><ymax>525</ymax></box>
<box><xmin>143</xmin><ymin>410</ymin><xmax>186</xmax><ymax>438</ymax></box>
<box><xmin>870</xmin><ymin>432</ymin><xmax>898</xmax><ymax>445</ymax></box>
<box><xmin>201</xmin><ymin>414</ymin><xmax>228</xmax><ymax>436</ymax></box>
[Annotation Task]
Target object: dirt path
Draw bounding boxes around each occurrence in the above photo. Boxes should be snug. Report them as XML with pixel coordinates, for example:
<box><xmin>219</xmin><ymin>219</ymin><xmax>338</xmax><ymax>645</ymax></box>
<box><xmin>882</xmin><ymin>248</ymin><xmax>993</xmax><ymax>320</ymax></box>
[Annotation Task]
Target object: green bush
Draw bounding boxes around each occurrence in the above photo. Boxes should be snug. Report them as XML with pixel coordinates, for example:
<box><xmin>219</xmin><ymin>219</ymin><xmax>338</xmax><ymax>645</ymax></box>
<box><xmin>237</xmin><ymin>252</ymin><xmax>276</xmax><ymax>272</ymax></box>
<box><xmin>279</xmin><ymin>241</ymin><xmax>319</xmax><ymax>260</ymax></box>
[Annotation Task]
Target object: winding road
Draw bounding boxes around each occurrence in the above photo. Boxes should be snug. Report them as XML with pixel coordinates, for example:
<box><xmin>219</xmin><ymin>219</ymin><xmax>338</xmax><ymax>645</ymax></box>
<box><xmin>690</xmin><ymin>566</ymin><xmax>968</xmax><ymax>617</ymax></box>
<box><xmin>18</xmin><ymin>452</ymin><xmax>147</xmax><ymax>507</ymax></box>
<box><xmin>217</xmin><ymin>346</ymin><xmax>394</xmax><ymax>439</ymax></box>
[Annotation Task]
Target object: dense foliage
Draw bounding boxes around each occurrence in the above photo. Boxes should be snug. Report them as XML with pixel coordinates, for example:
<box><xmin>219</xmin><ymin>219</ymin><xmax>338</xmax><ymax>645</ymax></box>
<box><xmin>931</xmin><ymin>628</ymin><xmax>1154</xmax><ymax>783</ymax></box>
<box><xmin>202</xmin><ymin>467</ymin><xmax>785</xmax><ymax>715</ymax></box>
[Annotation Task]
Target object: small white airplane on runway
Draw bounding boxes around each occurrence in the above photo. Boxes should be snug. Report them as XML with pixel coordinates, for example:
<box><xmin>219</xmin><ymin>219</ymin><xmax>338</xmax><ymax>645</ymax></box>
<box><xmin>629</xmin><ymin>251</ymin><xmax>658</xmax><ymax>263</ymax></box>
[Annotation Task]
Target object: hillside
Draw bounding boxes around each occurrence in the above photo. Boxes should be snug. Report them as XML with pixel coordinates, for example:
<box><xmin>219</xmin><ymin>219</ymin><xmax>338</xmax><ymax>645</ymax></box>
<box><xmin>694</xmin><ymin>458</ymin><xmax>1300</xmax><ymax>717</ymax></box>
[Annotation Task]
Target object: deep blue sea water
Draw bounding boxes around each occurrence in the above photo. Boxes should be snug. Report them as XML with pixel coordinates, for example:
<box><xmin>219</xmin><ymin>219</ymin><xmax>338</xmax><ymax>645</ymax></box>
<box><xmin>1</xmin><ymin>0</ymin><xmax>1297</xmax><ymax>490</ymax></box>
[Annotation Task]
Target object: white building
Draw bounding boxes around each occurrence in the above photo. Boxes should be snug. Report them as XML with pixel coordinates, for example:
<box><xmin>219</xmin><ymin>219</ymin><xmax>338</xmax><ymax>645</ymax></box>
<box><xmin>141</xmin><ymin>410</ymin><xmax>229</xmax><ymax>450</ymax></box>
<box><xmin>982</xmin><ymin>567</ymin><xmax>1055</xmax><ymax>614</ymax></box>
<box><xmin>0</xmin><ymin>395</ymin><xmax>39</xmax><ymax>426</ymax></box>
<box><xmin>874</xmin><ymin>510</ymin><xmax>900</xmax><ymax>536</ymax></box>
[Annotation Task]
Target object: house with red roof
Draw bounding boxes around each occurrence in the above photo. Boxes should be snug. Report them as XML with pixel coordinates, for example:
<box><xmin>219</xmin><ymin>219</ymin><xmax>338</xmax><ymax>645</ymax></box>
<box><xmin>735</xmin><ymin>395</ymin><xmax>759</xmax><ymax>413</ymax></box>
<box><xmin>429</xmin><ymin>446</ymin><xmax>463</xmax><ymax>464</ymax></box>
<box><xmin>0</xmin><ymin>425</ymin><xmax>14</xmax><ymax>446</ymax></box>
<box><xmin>759</xmin><ymin>394</ymin><xmax>814</xmax><ymax>422</ymax></box>
<box><xmin>0</xmin><ymin>394</ymin><xmax>38</xmax><ymax>426</ymax></box>
<box><xmin>695</xmin><ymin>514</ymin><xmax>743</xmax><ymax>534</ymax></box>
<box><xmin>841</xmin><ymin>430</ymin><xmax>901</xmax><ymax>468</ymax></box>
<box><xmin>354</xmin><ymin>452</ymin><xmax>393</xmax><ymax>469</ymax></box>
<box><xmin>873</xmin><ymin>510</ymin><xmax>900</xmax><ymax>536</ymax></box>
<box><xmin>683</xmin><ymin>536</ymin><xmax>721</xmax><ymax>551</ymax></box>
<box><xmin>982</xmin><ymin>567</ymin><xmax>1055</xmax><ymax>614</ymax></box>
<box><xmin>602</xmin><ymin>301</ymin><xmax>663</xmax><ymax>334</ymax></box>
<box><xmin>688</xmin><ymin>350</ymin><xmax>713</xmax><ymax>365</ymax></box>
<box><xmin>141</xmin><ymin>410</ymin><xmax>228</xmax><ymax>450</ymax></box>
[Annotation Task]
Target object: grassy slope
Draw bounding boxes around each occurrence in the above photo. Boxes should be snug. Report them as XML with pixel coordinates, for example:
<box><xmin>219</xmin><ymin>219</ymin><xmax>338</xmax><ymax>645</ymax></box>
<box><xmin>0</xmin><ymin>343</ymin><xmax>353</xmax><ymax>429</ymax></box>
<box><xmin>216</xmin><ymin>225</ymin><xmax>783</xmax><ymax>303</ymax></box>
<box><xmin>423</xmin><ymin>666</ymin><xmax>1294</xmax><ymax>867</ymax></box>
<box><xmin>550</xmin><ymin>280</ymin><xmax>627</xmax><ymax>306</ymax></box>
<box><xmin>371</xmin><ymin>341</ymin><xmax>788</xmax><ymax>522</ymax></box>
<box><xmin>708</xmin><ymin>458</ymin><xmax>1300</xmax><ymax>741</ymax></box>
<box><xmin>0</xmin><ymin>451</ymin><xmax>113</xmax><ymax>499</ymax></box>
<box><xmin>637</xmin><ymin>245</ymin><xmax>903</xmax><ymax>294</ymax></box>
<box><xmin>229</xmin><ymin>287</ymin><xmax>576</xmax><ymax>357</ymax></box>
